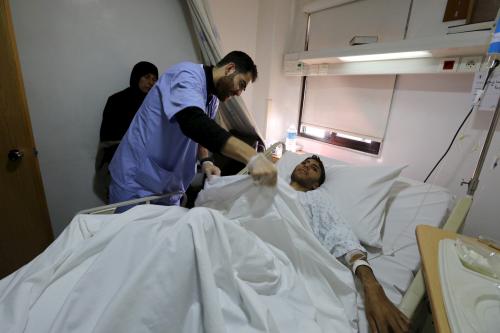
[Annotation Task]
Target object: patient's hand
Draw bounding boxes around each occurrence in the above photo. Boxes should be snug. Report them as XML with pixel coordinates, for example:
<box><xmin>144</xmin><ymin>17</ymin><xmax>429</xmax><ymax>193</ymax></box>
<box><xmin>356</xmin><ymin>266</ymin><xmax>410</xmax><ymax>333</ymax></box>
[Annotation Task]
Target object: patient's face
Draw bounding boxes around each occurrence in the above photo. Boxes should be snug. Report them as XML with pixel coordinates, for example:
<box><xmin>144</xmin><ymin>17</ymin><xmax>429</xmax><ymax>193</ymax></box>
<box><xmin>291</xmin><ymin>158</ymin><xmax>322</xmax><ymax>190</ymax></box>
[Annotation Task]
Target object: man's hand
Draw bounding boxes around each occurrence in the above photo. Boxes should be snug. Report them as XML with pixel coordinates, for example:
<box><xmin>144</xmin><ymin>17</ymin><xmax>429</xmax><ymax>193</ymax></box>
<box><xmin>247</xmin><ymin>153</ymin><xmax>277</xmax><ymax>186</ymax></box>
<box><xmin>357</xmin><ymin>266</ymin><xmax>410</xmax><ymax>333</ymax></box>
<box><xmin>220</xmin><ymin>137</ymin><xmax>276</xmax><ymax>186</ymax></box>
<box><xmin>201</xmin><ymin>161</ymin><xmax>221</xmax><ymax>181</ymax></box>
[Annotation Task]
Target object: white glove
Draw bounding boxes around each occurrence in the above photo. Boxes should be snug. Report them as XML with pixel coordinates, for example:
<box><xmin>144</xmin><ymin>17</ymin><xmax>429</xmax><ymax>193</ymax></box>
<box><xmin>247</xmin><ymin>153</ymin><xmax>277</xmax><ymax>186</ymax></box>
<box><xmin>201</xmin><ymin>161</ymin><xmax>221</xmax><ymax>181</ymax></box>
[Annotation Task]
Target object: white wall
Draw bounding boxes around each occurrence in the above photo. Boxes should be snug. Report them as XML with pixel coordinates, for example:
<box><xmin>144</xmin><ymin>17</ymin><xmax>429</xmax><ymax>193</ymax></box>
<box><xmin>11</xmin><ymin>0</ymin><xmax>199</xmax><ymax>235</ymax></box>
<box><xmin>209</xmin><ymin>0</ymin><xmax>258</xmax><ymax>114</ymax></box>
<box><xmin>253</xmin><ymin>0</ymin><xmax>301</xmax><ymax>139</ymax></box>
<box><xmin>209</xmin><ymin>0</ymin><xmax>300</xmax><ymax>140</ymax></box>
<box><xmin>210</xmin><ymin>0</ymin><xmax>500</xmax><ymax>240</ymax></box>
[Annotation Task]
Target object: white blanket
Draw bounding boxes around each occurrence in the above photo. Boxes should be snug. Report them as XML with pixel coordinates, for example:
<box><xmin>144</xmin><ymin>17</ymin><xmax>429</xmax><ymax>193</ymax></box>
<box><xmin>0</xmin><ymin>177</ymin><xmax>358</xmax><ymax>332</ymax></box>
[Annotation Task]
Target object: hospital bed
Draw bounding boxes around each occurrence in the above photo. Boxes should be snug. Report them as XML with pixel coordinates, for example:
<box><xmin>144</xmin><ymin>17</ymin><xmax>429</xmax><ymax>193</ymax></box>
<box><xmin>0</xmin><ymin>143</ymin><xmax>451</xmax><ymax>333</ymax></box>
<box><xmin>82</xmin><ymin>142</ymin><xmax>451</xmax><ymax>331</ymax></box>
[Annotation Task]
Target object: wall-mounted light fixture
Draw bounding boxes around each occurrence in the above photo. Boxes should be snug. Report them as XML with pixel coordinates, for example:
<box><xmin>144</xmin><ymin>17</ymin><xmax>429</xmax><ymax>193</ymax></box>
<box><xmin>338</xmin><ymin>51</ymin><xmax>432</xmax><ymax>62</ymax></box>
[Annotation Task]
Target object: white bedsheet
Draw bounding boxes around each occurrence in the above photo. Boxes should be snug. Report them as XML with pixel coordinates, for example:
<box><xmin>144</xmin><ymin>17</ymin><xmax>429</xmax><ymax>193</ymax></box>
<box><xmin>357</xmin><ymin>177</ymin><xmax>451</xmax><ymax>332</ymax></box>
<box><xmin>0</xmin><ymin>177</ymin><xmax>358</xmax><ymax>333</ymax></box>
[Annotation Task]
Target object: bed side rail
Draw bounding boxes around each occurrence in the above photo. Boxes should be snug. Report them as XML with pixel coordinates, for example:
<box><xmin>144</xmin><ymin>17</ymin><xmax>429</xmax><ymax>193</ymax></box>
<box><xmin>398</xmin><ymin>196</ymin><xmax>473</xmax><ymax>320</ymax></box>
<box><xmin>77</xmin><ymin>192</ymin><xmax>184</xmax><ymax>215</ymax></box>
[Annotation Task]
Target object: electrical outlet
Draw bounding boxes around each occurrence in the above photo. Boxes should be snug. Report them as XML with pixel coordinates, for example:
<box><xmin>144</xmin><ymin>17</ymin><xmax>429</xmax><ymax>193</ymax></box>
<box><xmin>439</xmin><ymin>58</ymin><xmax>458</xmax><ymax>71</ymax></box>
<box><xmin>284</xmin><ymin>61</ymin><xmax>305</xmax><ymax>76</ymax></box>
<box><xmin>459</xmin><ymin>56</ymin><xmax>484</xmax><ymax>72</ymax></box>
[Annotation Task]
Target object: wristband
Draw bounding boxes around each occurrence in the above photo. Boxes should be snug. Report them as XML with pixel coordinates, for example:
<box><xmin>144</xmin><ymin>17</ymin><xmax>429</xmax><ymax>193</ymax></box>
<box><xmin>352</xmin><ymin>259</ymin><xmax>371</xmax><ymax>274</ymax></box>
<box><xmin>345</xmin><ymin>250</ymin><xmax>366</xmax><ymax>265</ymax></box>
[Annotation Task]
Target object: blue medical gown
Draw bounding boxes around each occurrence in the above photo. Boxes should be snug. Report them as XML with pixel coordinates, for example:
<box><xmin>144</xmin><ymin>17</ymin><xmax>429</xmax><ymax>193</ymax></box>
<box><xmin>108</xmin><ymin>62</ymin><xmax>219</xmax><ymax>205</ymax></box>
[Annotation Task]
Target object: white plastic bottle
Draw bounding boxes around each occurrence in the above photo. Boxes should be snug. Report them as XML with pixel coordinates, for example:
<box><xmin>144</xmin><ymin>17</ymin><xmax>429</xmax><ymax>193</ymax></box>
<box><xmin>285</xmin><ymin>124</ymin><xmax>297</xmax><ymax>152</ymax></box>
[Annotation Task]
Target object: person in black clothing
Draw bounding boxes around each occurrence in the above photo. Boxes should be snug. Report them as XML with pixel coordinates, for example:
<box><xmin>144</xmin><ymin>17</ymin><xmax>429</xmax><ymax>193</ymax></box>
<box><xmin>94</xmin><ymin>61</ymin><xmax>159</xmax><ymax>202</ymax></box>
<box><xmin>100</xmin><ymin>61</ymin><xmax>158</xmax><ymax>143</ymax></box>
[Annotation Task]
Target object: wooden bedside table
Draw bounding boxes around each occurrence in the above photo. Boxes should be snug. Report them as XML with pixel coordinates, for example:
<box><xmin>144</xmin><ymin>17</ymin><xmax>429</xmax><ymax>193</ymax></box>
<box><xmin>416</xmin><ymin>225</ymin><xmax>457</xmax><ymax>333</ymax></box>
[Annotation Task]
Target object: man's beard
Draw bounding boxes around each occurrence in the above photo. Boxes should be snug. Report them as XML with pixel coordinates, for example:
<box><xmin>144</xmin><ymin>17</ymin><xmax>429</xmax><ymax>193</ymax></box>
<box><xmin>214</xmin><ymin>73</ymin><xmax>236</xmax><ymax>101</ymax></box>
<box><xmin>291</xmin><ymin>171</ymin><xmax>317</xmax><ymax>190</ymax></box>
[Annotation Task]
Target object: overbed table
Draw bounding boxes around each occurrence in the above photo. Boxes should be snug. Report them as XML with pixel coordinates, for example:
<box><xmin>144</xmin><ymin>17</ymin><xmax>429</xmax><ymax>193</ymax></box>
<box><xmin>415</xmin><ymin>225</ymin><xmax>455</xmax><ymax>333</ymax></box>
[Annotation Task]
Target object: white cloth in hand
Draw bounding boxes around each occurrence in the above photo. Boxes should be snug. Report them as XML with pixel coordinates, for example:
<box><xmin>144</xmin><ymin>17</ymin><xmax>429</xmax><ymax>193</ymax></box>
<box><xmin>201</xmin><ymin>161</ymin><xmax>221</xmax><ymax>181</ymax></box>
<box><xmin>246</xmin><ymin>153</ymin><xmax>277</xmax><ymax>186</ymax></box>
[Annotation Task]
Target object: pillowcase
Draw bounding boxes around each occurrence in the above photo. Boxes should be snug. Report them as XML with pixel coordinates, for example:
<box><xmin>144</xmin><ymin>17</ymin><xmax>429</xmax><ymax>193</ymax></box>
<box><xmin>276</xmin><ymin>152</ymin><xmax>405</xmax><ymax>247</ymax></box>
<box><xmin>381</xmin><ymin>177</ymin><xmax>451</xmax><ymax>264</ymax></box>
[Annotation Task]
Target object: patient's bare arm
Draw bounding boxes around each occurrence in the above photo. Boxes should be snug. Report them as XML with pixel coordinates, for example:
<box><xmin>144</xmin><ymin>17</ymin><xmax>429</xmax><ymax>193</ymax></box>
<box><xmin>355</xmin><ymin>265</ymin><xmax>410</xmax><ymax>333</ymax></box>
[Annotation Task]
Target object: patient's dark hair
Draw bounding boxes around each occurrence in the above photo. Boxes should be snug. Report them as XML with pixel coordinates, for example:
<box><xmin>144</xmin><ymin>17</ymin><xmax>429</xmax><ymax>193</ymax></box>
<box><xmin>306</xmin><ymin>155</ymin><xmax>326</xmax><ymax>186</ymax></box>
<box><xmin>216</xmin><ymin>51</ymin><xmax>258</xmax><ymax>82</ymax></box>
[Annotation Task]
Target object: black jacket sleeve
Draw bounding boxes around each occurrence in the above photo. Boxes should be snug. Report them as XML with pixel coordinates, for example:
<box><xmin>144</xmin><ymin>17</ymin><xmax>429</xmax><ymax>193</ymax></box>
<box><xmin>175</xmin><ymin>107</ymin><xmax>231</xmax><ymax>153</ymax></box>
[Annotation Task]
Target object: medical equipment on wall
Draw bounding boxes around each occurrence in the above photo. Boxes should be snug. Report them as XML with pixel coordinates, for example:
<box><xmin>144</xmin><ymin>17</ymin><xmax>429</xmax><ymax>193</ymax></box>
<box><xmin>424</xmin><ymin>9</ymin><xmax>500</xmax><ymax>214</ymax></box>
<box><xmin>399</xmin><ymin>13</ymin><xmax>500</xmax><ymax>320</ymax></box>
<box><xmin>464</xmin><ymin>11</ymin><xmax>500</xmax><ymax>196</ymax></box>
<box><xmin>446</xmin><ymin>10</ymin><xmax>500</xmax><ymax>230</ymax></box>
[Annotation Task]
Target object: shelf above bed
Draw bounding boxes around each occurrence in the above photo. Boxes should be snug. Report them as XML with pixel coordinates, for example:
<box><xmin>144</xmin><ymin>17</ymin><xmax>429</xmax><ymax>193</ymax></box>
<box><xmin>284</xmin><ymin>30</ymin><xmax>491</xmax><ymax>76</ymax></box>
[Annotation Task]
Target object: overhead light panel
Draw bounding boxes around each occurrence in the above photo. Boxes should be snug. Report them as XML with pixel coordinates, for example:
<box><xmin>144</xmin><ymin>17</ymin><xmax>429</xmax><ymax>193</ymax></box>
<box><xmin>338</xmin><ymin>51</ymin><xmax>432</xmax><ymax>62</ymax></box>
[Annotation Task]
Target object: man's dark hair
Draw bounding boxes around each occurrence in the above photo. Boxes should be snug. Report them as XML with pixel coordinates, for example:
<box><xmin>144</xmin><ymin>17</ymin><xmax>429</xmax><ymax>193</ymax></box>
<box><xmin>307</xmin><ymin>155</ymin><xmax>326</xmax><ymax>186</ymax></box>
<box><xmin>216</xmin><ymin>51</ymin><xmax>258</xmax><ymax>82</ymax></box>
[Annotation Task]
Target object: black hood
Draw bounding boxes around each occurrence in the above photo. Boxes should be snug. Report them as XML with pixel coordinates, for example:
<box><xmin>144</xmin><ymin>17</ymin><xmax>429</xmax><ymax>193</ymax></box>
<box><xmin>129</xmin><ymin>61</ymin><xmax>158</xmax><ymax>90</ymax></box>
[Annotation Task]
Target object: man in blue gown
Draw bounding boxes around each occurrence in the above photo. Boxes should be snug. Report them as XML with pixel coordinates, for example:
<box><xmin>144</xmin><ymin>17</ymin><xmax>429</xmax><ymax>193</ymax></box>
<box><xmin>109</xmin><ymin>51</ymin><xmax>276</xmax><ymax>210</ymax></box>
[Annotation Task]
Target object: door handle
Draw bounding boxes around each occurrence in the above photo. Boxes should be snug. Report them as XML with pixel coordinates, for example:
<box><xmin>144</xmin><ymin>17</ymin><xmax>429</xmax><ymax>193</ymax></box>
<box><xmin>8</xmin><ymin>149</ymin><xmax>24</xmax><ymax>161</ymax></box>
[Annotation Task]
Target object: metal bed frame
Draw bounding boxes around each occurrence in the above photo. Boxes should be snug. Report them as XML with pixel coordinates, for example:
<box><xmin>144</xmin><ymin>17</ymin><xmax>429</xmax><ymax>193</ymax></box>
<box><xmin>77</xmin><ymin>192</ymin><xmax>184</xmax><ymax>215</ymax></box>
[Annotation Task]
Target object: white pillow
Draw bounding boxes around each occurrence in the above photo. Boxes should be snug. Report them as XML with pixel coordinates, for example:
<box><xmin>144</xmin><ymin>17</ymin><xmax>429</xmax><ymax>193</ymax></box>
<box><xmin>381</xmin><ymin>178</ymin><xmax>451</xmax><ymax>264</ymax></box>
<box><xmin>276</xmin><ymin>152</ymin><xmax>404</xmax><ymax>247</ymax></box>
<box><xmin>323</xmin><ymin>164</ymin><xmax>405</xmax><ymax>247</ymax></box>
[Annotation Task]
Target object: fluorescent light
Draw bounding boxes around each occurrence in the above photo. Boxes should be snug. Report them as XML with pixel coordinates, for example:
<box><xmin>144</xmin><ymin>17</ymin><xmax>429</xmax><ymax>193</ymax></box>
<box><xmin>336</xmin><ymin>132</ymin><xmax>372</xmax><ymax>143</ymax></box>
<box><xmin>338</xmin><ymin>51</ymin><xmax>432</xmax><ymax>62</ymax></box>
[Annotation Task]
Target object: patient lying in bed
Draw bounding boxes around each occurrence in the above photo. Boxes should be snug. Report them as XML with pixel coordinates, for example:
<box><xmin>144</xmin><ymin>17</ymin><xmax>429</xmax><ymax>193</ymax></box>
<box><xmin>0</xmin><ymin>156</ymin><xmax>408</xmax><ymax>333</ymax></box>
<box><xmin>289</xmin><ymin>155</ymin><xmax>409</xmax><ymax>333</ymax></box>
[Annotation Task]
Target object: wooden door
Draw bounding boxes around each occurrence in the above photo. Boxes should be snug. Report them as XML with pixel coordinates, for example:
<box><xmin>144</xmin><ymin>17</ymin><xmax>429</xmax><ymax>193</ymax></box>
<box><xmin>0</xmin><ymin>0</ymin><xmax>53</xmax><ymax>278</ymax></box>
